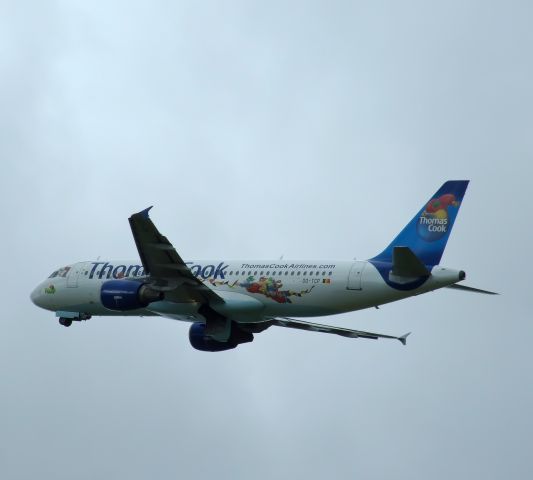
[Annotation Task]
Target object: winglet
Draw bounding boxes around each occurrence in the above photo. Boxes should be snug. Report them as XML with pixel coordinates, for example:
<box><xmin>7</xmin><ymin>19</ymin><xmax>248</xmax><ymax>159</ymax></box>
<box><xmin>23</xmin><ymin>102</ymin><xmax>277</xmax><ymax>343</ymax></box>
<box><xmin>137</xmin><ymin>206</ymin><xmax>153</xmax><ymax>219</ymax></box>
<box><xmin>399</xmin><ymin>332</ymin><xmax>411</xmax><ymax>346</ymax></box>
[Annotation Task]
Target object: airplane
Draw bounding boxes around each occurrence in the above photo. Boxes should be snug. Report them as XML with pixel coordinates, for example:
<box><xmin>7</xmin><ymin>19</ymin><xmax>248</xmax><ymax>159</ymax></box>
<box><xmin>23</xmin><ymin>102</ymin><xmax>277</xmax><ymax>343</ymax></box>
<box><xmin>30</xmin><ymin>180</ymin><xmax>496</xmax><ymax>351</ymax></box>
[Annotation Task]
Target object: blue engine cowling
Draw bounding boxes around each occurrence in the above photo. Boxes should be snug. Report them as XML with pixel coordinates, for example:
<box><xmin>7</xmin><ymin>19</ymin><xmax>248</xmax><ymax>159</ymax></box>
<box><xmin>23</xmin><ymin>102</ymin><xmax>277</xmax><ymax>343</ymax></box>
<box><xmin>101</xmin><ymin>280</ymin><xmax>163</xmax><ymax>311</ymax></box>
<box><xmin>189</xmin><ymin>322</ymin><xmax>253</xmax><ymax>352</ymax></box>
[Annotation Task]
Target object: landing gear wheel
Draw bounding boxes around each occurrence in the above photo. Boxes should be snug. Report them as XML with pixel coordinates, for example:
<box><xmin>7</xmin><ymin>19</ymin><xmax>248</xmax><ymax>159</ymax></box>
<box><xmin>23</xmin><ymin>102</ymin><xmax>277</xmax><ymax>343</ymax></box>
<box><xmin>59</xmin><ymin>317</ymin><xmax>72</xmax><ymax>327</ymax></box>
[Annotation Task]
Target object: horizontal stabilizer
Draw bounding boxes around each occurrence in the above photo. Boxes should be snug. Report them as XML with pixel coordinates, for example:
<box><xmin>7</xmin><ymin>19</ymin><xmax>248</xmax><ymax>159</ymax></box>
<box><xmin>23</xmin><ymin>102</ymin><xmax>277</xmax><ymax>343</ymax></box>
<box><xmin>392</xmin><ymin>246</ymin><xmax>430</xmax><ymax>277</ymax></box>
<box><xmin>446</xmin><ymin>284</ymin><xmax>499</xmax><ymax>295</ymax></box>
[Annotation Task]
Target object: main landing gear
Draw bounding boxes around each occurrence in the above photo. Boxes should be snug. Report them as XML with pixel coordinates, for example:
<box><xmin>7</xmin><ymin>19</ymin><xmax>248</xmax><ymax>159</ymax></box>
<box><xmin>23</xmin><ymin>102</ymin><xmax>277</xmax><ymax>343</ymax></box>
<box><xmin>57</xmin><ymin>312</ymin><xmax>91</xmax><ymax>327</ymax></box>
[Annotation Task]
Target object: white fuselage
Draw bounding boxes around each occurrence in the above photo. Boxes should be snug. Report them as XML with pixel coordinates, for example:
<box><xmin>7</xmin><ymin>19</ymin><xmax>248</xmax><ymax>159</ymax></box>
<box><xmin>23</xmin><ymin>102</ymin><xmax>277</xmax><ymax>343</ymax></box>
<box><xmin>31</xmin><ymin>258</ymin><xmax>463</xmax><ymax>323</ymax></box>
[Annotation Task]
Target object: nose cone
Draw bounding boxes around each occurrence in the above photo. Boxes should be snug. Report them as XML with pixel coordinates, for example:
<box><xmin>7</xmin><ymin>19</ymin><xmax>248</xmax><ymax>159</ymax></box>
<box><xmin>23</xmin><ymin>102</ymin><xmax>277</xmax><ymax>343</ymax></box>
<box><xmin>30</xmin><ymin>285</ymin><xmax>43</xmax><ymax>307</ymax></box>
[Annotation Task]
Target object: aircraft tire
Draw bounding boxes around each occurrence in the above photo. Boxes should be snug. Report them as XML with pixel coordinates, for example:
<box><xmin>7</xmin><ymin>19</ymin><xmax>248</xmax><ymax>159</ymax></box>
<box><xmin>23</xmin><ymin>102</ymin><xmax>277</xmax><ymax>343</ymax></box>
<box><xmin>59</xmin><ymin>317</ymin><xmax>72</xmax><ymax>327</ymax></box>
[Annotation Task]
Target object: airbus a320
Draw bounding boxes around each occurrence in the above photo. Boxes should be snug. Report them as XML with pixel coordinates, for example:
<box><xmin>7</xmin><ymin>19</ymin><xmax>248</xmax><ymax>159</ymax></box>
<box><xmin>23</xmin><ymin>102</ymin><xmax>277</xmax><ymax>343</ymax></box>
<box><xmin>30</xmin><ymin>180</ymin><xmax>495</xmax><ymax>351</ymax></box>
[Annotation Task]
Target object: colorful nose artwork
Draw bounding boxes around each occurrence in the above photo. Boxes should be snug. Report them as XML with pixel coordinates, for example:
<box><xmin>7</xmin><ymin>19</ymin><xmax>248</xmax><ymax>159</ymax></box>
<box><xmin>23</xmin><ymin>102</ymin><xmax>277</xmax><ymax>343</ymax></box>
<box><xmin>417</xmin><ymin>193</ymin><xmax>460</xmax><ymax>242</ymax></box>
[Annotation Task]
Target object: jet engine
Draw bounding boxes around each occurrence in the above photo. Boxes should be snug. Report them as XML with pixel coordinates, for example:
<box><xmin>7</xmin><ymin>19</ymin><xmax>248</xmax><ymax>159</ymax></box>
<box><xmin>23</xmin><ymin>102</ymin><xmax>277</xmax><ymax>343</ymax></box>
<box><xmin>188</xmin><ymin>322</ymin><xmax>254</xmax><ymax>352</ymax></box>
<box><xmin>100</xmin><ymin>280</ymin><xmax>163</xmax><ymax>311</ymax></box>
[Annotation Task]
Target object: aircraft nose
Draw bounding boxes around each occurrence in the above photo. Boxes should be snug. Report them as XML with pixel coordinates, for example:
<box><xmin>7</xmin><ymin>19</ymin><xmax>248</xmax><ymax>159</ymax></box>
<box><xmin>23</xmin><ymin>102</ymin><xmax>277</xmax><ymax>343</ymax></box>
<box><xmin>30</xmin><ymin>285</ymin><xmax>43</xmax><ymax>307</ymax></box>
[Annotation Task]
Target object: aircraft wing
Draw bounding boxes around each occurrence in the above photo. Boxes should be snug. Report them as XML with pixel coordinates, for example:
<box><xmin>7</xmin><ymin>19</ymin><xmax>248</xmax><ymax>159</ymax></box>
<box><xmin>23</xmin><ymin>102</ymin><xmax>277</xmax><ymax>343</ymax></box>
<box><xmin>128</xmin><ymin>207</ymin><xmax>224</xmax><ymax>304</ymax></box>
<box><xmin>263</xmin><ymin>317</ymin><xmax>410</xmax><ymax>345</ymax></box>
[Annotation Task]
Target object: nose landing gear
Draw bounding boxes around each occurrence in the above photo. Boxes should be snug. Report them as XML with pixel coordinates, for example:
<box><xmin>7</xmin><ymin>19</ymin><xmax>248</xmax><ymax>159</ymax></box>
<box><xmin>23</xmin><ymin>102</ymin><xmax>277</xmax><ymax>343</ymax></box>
<box><xmin>57</xmin><ymin>312</ymin><xmax>91</xmax><ymax>327</ymax></box>
<box><xmin>59</xmin><ymin>317</ymin><xmax>73</xmax><ymax>327</ymax></box>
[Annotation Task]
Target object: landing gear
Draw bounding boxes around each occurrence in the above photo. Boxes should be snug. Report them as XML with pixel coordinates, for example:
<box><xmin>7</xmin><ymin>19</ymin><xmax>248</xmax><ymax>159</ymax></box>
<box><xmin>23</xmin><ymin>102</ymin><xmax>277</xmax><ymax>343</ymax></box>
<box><xmin>56</xmin><ymin>312</ymin><xmax>91</xmax><ymax>327</ymax></box>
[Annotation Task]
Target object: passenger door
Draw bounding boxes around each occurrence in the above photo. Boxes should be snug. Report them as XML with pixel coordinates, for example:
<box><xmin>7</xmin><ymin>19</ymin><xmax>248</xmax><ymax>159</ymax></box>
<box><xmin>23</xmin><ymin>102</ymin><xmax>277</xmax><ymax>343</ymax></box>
<box><xmin>346</xmin><ymin>261</ymin><xmax>366</xmax><ymax>290</ymax></box>
<box><xmin>66</xmin><ymin>263</ymin><xmax>86</xmax><ymax>288</ymax></box>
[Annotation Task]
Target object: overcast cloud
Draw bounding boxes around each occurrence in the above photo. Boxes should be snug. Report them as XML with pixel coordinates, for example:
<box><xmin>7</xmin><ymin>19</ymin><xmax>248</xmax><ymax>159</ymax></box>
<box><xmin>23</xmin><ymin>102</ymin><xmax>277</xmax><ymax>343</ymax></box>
<box><xmin>1</xmin><ymin>1</ymin><xmax>532</xmax><ymax>479</ymax></box>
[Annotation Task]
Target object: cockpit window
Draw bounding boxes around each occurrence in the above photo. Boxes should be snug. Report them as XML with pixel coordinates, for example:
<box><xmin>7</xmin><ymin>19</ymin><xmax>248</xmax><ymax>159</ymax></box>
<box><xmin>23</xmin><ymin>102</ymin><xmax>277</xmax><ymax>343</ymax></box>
<box><xmin>48</xmin><ymin>266</ymin><xmax>71</xmax><ymax>278</ymax></box>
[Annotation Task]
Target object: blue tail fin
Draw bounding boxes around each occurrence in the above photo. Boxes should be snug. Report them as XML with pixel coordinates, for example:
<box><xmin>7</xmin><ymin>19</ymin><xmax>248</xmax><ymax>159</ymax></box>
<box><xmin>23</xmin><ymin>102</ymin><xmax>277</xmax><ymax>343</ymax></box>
<box><xmin>371</xmin><ymin>180</ymin><xmax>469</xmax><ymax>267</ymax></box>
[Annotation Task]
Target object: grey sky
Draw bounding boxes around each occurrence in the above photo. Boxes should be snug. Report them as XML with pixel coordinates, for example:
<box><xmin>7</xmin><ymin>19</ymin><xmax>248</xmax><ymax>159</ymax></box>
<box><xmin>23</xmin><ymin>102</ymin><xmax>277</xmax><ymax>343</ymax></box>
<box><xmin>1</xmin><ymin>1</ymin><xmax>532</xmax><ymax>479</ymax></box>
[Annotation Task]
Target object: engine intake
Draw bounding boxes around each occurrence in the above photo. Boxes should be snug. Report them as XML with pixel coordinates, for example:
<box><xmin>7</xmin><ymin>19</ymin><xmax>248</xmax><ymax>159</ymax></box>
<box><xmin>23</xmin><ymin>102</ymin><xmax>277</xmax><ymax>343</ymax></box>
<box><xmin>101</xmin><ymin>280</ymin><xmax>163</xmax><ymax>311</ymax></box>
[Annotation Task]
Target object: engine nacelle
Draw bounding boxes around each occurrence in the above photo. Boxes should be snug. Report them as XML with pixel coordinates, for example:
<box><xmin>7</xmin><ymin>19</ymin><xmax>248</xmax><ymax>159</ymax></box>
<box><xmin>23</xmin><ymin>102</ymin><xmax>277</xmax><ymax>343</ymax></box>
<box><xmin>188</xmin><ymin>322</ymin><xmax>253</xmax><ymax>352</ymax></box>
<box><xmin>100</xmin><ymin>280</ymin><xmax>163</xmax><ymax>311</ymax></box>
